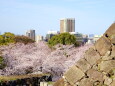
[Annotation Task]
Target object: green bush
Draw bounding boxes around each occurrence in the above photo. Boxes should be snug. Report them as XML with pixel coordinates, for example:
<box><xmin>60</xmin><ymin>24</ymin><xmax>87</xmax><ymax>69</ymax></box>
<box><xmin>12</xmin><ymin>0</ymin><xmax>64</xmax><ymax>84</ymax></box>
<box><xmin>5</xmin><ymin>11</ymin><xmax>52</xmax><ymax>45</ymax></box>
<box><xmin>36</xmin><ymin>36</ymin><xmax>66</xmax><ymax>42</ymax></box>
<box><xmin>0</xmin><ymin>56</ymin><xmax>6</xmax><ymax>69</ymax></box>
<box><xmin>48</xmin><ymin>33</ymin><xmax>77</xmax><ymax>47</ymax></box>
<box><xmin>0</xmin><ymin>32</ymin><xmax>35</xmax><ymax>46</ymax></box>
<box><xmin>0</xmin><ymin>32</ymin><xmax>15</xmax><ymax>46</ymax></box>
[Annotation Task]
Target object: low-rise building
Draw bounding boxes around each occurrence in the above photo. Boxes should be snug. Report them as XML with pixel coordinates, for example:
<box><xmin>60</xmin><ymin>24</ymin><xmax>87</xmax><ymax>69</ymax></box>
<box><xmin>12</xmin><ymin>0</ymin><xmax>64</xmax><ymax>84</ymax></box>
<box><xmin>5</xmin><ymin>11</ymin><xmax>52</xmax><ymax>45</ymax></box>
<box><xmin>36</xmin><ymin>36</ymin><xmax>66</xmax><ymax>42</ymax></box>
<box><xmin>45</xmin><ymin>30</ymin><xmax>59</xmax><ymax>41</ymax></box>
<box><xmin>69</xmin><ymin>32</ymin><xmax>84</xmax><ymax>43</ymax></box>
<box><xmin>36</xmin><ymin>35</ymin><xmax>43</xmax><ymax>43</ymax></box>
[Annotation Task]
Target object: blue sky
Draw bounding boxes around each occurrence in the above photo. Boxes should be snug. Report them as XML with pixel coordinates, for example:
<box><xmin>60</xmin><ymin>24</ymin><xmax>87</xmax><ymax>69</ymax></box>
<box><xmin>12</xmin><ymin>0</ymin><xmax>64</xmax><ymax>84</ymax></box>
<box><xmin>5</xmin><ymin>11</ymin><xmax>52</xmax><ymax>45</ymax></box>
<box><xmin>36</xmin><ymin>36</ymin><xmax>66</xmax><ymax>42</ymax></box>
<box><xmin>0</xmin><ymin>0</ymin><xmax>115</xmax><ymax>36</ymax></box>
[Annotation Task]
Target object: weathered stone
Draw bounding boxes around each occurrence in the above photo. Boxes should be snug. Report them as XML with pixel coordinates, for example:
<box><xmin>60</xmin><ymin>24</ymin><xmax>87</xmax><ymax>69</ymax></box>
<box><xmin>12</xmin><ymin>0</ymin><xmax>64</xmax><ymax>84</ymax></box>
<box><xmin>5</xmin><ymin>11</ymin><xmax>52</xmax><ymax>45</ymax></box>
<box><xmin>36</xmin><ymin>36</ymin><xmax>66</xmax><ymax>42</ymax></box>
<box><xmin>102</xmin><ymin>56</ymin><xmax>113</xmax><ymax>60</ymax></box>
<box><xmin>102</xmin><ymin>50</ymin><xmax>113</xmax><ymax>60</ymax></box>
<box><xmin>110</xmin><ymin>80</ymin><xmax>115</xmax><ymax>86</ymax></box>
<box><xmin>111</xmin><ymin>35</ymin><xmax>115</xmax><ymax>44</ymax></box>
<box><xmin>64</xmin><ymin>65</ymin><xmax>85</xmax><ymax>85</ymax></box>
<box><xmin>111</xmin><ymin>46</ymin><xmax>115</xmax><ymax>57</ymax></box>
<box><xmin>79</xmin><ymin>78</ymin><xmax>93</xmax><ymax>86</ymax></box>
<box><xmin>95</xmin><ymin>36</ymin><xmax>111</xmax><ymax>56</ymax></box>
<box><xmin>92</xmin><ymin>64</ymin><xmax>99</xmax><ymax>70</ymax></box>
<box><xmin>104</xmin><ymin>23</ymin><xmax>115</xmax><ymax>39</ymax></box>
<box><xmin>76</xmin><ymin>58</ymin><xmax>91</xmax><ymax>72</ymax></box>
<box><xmin>99</xmin><ymin>60</ymin><xmax>115</xmax><ymax>73</ymax></box>
<box><xmin>103</xmin><ymin>75</ymin><xmax>112</xmax><ymax>85</ymax></box>
<box><xmin>87</xmin><ymin>69</ymin><xmax>103</xmax><ymax>82</ymax></box>
<box><xmin>84</xmin><ymin>48</ymin><xmax>101</xmax><ymax>66</ymax></box>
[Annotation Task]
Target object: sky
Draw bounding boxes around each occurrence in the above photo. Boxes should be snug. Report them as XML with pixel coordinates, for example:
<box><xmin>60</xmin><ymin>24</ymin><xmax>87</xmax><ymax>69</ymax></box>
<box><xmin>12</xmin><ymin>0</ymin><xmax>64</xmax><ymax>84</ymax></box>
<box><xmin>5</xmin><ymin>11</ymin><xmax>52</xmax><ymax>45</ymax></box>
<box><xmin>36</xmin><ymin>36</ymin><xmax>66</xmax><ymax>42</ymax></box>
<box><xmin>0</xmin><ymin>0</ymin><xmax>115</xmax><ymax>36</ymax></box>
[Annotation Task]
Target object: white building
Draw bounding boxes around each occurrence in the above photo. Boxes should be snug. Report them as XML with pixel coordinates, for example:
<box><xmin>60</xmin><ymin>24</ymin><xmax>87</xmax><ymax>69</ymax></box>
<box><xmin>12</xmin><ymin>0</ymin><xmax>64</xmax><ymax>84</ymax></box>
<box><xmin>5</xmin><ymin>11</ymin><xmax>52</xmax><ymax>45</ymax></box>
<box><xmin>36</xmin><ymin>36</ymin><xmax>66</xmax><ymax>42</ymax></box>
<box><xmin>47</xmin><ymin>30</ymin><xmax>59</xmax><ymax>35</ymax></box>
<box><xmin>93</xmin><ymin>35</ymin><xmax>102</xmax><ymax>43</ymax></box>
<box><xmin>86</xmin><ymin>34</ymin><xmax>102</xmax><ymax>44</ymax></box>
<box><xmin>45</xmin><ymin>30</ymin><xmax>59</xmax><ymax>40</ymax></box>
<box><xmin>36</xmin><ymin>35</ymin><xmax>43</xmax><ymax>43</ymax></box>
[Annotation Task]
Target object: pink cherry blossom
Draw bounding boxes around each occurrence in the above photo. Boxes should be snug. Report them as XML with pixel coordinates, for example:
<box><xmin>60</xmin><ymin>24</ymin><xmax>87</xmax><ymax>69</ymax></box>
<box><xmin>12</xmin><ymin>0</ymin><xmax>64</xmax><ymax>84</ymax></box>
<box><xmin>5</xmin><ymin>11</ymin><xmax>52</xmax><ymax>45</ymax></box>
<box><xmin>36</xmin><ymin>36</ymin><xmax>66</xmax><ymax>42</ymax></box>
<box><xmin>0</xmin><ymin>41</ymin><xmax>92</xmax><ymax>81</ymax></box>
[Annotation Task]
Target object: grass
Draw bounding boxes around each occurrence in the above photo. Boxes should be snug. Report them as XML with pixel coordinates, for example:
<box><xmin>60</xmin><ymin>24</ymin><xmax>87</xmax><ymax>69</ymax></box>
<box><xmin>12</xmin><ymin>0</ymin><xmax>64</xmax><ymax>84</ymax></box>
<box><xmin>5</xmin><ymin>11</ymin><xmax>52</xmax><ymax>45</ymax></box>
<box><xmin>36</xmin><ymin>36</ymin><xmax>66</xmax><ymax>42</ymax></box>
<box><xmin>47</xmin><ymin>81</ymin><xmax>55</xmax><ymax>85</ymax></box>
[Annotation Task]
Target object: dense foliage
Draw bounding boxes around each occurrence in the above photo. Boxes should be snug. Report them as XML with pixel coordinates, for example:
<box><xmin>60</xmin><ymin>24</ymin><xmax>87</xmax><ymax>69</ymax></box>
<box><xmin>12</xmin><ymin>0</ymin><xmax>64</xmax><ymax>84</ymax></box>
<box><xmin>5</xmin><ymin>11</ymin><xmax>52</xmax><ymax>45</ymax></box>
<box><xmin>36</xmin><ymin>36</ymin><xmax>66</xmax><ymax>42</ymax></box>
<box><xmin>14</xmin><ymin>35</ymin><xmax>35</xmax><ymax>44</ymax></box>
<box><xmin>48</xmin><ymin>33</ymin><xmax>77</xmax><ymax>47</ymax></box>
<box><xmin>0</xmin><ymin>32</ymin><xmax>15</xmax><ymax>45</ymax></box>
<box><xmin>0</xmin><ymin>32</ymin><xmax>35</xmax><ymax>45</ymax></box>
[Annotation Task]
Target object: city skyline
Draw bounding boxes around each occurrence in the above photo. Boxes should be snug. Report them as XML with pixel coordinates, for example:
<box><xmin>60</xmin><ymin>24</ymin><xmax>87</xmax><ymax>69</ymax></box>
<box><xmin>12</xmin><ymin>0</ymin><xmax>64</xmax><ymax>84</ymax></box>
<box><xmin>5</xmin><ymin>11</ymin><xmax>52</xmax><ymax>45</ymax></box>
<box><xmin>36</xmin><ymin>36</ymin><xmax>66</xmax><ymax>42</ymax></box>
<box><xmin>0</xmin><ymin>0</ymin><xmax>115</xmax><ymax>36</ymax></box>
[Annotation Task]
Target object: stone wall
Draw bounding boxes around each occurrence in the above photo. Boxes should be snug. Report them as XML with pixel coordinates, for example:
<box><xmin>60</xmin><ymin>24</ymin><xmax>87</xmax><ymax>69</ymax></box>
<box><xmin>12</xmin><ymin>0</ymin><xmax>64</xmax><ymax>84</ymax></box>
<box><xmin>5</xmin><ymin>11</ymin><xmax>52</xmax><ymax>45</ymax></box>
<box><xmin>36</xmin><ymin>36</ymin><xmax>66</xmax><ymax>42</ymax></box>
<box><xmin>54</xmin><ymin>23</ymin><xmax>115</xmax><ymax>86</ymax></box>
<box><xmin>0</xmin><ymin>74</ymin><xmax>52</xmax><ymax>86</ymax></box>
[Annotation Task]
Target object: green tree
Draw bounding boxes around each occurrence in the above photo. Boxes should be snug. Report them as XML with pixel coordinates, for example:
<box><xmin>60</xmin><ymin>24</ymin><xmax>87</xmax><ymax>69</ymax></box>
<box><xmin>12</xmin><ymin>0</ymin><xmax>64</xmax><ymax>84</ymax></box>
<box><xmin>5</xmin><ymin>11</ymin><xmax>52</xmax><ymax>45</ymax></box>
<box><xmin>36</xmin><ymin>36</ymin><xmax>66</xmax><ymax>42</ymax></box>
<box><xmin>48</xmin><ymin>33</ymin><xmax>77</xmax><ymax>47</ymax></box>
<box><xmin>0</xmin><ymin>35</ymin><xmax>5</xmax><ymax>45</ymax></box>
<box><xmin>3</xmin><ymin>32</ymin><xmax>15</xmax><ymax>43</ymax></box>
<box><xmin>0</xmin><ymin>32</ymin><xmax>35</xmax><ymax>46</ymax></box>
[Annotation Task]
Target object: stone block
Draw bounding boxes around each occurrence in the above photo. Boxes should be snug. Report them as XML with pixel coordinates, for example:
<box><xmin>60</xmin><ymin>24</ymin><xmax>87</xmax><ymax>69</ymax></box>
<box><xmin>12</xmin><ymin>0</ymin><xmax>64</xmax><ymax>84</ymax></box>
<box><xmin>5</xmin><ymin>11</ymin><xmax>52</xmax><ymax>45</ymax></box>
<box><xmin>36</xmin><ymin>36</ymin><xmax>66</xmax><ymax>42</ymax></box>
<box><xmin>64</xmin><ymin>65</ymin><xmax>85</xmax><ymax>85</ymax></box>
<box><xmin>87</xmin><ymin>69</ymin><xmax>103</xmax><ymax>82</ymax></box>
<box><xmin>103</xmin><ymin>75</ymin><xmax>112</xmax><ymax>85</ymax></box>
<box><xmin>104</xmin><ymin>23</ymin><xmax>115</xmax><ymax>38</ymax></box>
<box><xmin>111</xmin><ymin>35</ymin><xmax>115</xmax><ymax>44</ymax></box>
<box><xmin>79</xmin><ymin>78</ymin><xmax>93</xmax><ymax>86</ymax></box>
<box><xmin>99</xmin><ymin>60</ymin><xmax>115</xmax><ymax>73</ymax></box>
<box><xmin>95</xmin><ymin>36</ymin><xmax>111</xmax><ymax>56</ymax></box>
<box><xmin>111</xmin><ymin>46</ymin><xmax>115</xmax><ymax>57</ymax></box>
<box><xmin>84</xmin><ymin>48</ymin><xmax>101</xmax><ymax>66</ymax></box>
<box><xmin>102</xmin><ymin>51</ymin><xmax>113</xmax><ymax>60</ymax></box>
<box><xmin>110</xmin><ymin>80</ymin><xmax>115</xmax><ymax>86</ymax></box>
<box><xmin>76</xmin><ymin>58</ymin><xmax>91</xmax><ymax>72</ymax></box>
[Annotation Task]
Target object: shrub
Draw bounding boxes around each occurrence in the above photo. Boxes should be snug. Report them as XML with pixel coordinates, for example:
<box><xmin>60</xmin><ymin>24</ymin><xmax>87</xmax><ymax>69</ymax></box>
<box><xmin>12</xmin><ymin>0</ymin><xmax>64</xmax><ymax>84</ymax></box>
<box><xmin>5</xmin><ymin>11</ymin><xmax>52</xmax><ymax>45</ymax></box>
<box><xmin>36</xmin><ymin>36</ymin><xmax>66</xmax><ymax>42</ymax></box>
<box><xmin>14</xmin><ymin>35</ymin><xmax>35</xmax><ymax>44</ymax></box>
<box><xmin>0</xmin><ymin>32</ymin><xmax>15</xmax><ymax>46</ymax></box>
<box><xmin>48</xmin><ymin>33</ymin><xmax>77</xmax><ymax>47</ymax></box>
<box><xmin>0</xmin><ymin>32</ymin><xmax>35</xmax><ymax>46</ymax></box>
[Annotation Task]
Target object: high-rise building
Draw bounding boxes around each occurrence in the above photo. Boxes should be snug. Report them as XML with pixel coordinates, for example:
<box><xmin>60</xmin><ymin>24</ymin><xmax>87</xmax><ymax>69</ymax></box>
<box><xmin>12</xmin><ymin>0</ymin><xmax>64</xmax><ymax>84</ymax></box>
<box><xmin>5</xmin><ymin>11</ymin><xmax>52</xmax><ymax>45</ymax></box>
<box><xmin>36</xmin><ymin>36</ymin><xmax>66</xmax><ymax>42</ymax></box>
<box><xmin>60</xmin><ymin>18</ymin><xmax>75</xmax><ymax>33</ymax></box>
<box><xmin>25</xmin><ymin>30</ymin><xmax>35</xmax><ymax>40</ymax></box>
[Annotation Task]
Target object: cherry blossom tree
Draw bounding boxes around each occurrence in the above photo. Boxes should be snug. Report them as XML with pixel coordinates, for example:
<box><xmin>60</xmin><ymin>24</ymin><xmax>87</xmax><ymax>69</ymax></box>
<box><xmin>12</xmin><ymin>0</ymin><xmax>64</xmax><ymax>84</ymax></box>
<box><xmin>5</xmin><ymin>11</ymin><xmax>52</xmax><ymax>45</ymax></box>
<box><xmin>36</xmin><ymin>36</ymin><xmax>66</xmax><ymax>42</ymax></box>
<box><xmin>0</xmin><ymin>41</ymin><xmax>92</xmax><ymax>81</ymax></box>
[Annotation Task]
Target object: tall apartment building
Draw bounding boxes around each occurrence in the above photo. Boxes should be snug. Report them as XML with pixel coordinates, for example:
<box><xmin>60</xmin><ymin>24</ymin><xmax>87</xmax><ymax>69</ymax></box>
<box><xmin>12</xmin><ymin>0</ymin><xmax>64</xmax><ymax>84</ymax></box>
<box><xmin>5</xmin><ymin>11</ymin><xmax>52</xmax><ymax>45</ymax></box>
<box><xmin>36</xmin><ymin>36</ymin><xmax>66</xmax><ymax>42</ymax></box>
<box><xmin>25</xmin><ymin>30</ymin><xmax>35</xmax><ymax>40</ymax></box>
<box><xmin>60</xmin><ymin>18</ymin><xmax>75</xmax><ymax>33</ymax></box>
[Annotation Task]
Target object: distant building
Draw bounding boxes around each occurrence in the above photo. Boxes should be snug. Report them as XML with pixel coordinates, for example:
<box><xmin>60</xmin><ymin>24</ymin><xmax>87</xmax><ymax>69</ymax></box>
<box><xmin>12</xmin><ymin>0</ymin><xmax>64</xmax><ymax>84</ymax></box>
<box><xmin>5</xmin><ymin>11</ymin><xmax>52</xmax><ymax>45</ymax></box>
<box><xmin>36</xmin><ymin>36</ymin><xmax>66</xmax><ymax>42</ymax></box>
<box><xmin>93</xmin><ymin>35</ymin><xmax>102</xmax><ymax>43</ymax></box>
<box><xmin>36</xmin><ymin>35</ymin><xmax>43</xmax><ymax>43</ymax></box>
<box><xmin>60</xmin><ymin>18</ymin><xmax>75</xmax><ymax>33</ymax></box>
<box><xmin>69</xmin><ymin>32</ymin><xmax>83</xmax><ymax>43</ymax></box>
<box><xmin>86</xmin><ymin>34</ymin><xmax>102</xmax><ymax>44</ymax></box>
<box><xmin>87</xmin><ymin>34</ymin><xmax>95</xmax><ymax>44</ymax></box>
<box><xmin>88</xmin><ymin>34</ymin><xmax>94</xmax><ymax>38</ymax></box>
<box><xmin>25</xmin><ymin>30</ymin><xmax>35</xmax><ymax>40</ymax></box>
<box><xmin>45</xmin><ymin>30</ymin><xmax>59</xmax><ymax>41</ymax></box>
<box><xmin>82</xmin><ymin>34</ymin><xmax>88</xmax><ymax>44</ymax></box>
<box><xmin>47</xmin><ymin>30</ymin><xmax>59</xmax><ymax>35</ymax></box>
